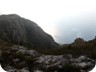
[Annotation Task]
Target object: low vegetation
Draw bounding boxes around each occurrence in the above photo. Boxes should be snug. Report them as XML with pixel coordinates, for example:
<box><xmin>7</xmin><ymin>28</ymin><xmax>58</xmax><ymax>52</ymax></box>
<box><xmin>32</xmin><ymin>37</ymin><xmax>96</xmax><ymax>59</ymax></box>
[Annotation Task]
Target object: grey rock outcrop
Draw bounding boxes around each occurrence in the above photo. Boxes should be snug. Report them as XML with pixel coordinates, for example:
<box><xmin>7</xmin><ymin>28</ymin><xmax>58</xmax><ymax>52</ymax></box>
<box><xmin>0</xmin><ymin>14</ymin><xmax>59</xmax><ymax>49</ymax></box>
<box><xmin>0</xmin><ymin>45</ymin><xmax>95</xmax><ymax>72</ymax></box>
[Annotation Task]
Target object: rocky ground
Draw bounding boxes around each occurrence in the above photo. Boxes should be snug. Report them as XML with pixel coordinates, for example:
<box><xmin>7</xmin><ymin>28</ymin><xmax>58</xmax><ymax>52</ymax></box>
<box><xmin>0</xmin><ymin>45</ymin><xmax>95</xmax><ymax>72</ymax></box>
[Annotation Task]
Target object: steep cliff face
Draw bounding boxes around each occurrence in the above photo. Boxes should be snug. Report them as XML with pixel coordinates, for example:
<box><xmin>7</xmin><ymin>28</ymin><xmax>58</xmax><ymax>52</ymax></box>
<box><xmin>0</xmin><ymin>14</ymin><xmax>59</xmax><ymax>49</ymax></box>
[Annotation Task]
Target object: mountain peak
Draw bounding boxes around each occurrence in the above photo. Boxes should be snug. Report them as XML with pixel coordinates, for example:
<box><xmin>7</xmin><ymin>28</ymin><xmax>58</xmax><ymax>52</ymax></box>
<box><xmin>0</xmin><ymin>14</ymin><xmax>59</xmax><ymax>49</ymax></box>
<box><xmin>74</xmin><ymin>38</ymin><xmax>85</xmax><ymax>43</ymax></box>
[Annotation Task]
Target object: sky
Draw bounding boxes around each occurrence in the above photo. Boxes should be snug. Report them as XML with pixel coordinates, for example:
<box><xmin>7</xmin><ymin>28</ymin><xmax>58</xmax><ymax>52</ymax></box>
<box><xmin>0</xmin><ymin>0</ymin><xmax>96</xmax><ymax>44</ymax></box>
<box><xmin>0</xmin><ymin>0</ymin><xmax>96</xmax><ymax>72</ymax></box>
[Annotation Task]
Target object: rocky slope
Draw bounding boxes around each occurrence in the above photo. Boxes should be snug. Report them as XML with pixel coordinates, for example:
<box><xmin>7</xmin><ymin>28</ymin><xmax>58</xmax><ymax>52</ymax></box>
<box><xmin>0</xmin><ymin>45</ymin><xmax>95</xmax><ymax>72</ymax></box>
<box><xmin>0</xmin><ymin>14</ymin><xmax>58</xmax><ymax>49</ymax></box>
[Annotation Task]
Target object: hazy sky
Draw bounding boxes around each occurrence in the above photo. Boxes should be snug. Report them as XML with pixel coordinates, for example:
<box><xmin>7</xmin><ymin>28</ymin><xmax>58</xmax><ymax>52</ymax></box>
<box><xmin>0</xmin><ymin>0</ymin><xmax>96</xmax><ymax>44</ymax></box>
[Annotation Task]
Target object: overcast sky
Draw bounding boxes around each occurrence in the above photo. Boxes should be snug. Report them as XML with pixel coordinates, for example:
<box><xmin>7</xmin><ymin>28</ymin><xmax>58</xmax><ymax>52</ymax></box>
<box><xmin>0</xmin><ymin>0</ymin><xmax>96</xmax><ymax>44</ymax></box>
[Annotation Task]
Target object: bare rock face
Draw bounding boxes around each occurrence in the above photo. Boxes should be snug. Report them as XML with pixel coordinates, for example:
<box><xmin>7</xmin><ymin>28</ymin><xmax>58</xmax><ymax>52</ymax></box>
<box><xmin>0</xmin><ymin>14</ymin><xmax>59</xmax><ymax>49</ymax></box>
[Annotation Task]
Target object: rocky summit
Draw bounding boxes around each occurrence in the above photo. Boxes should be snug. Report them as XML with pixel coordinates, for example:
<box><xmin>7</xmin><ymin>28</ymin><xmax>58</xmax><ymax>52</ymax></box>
<box><xmin>0</xmin><ymin>14</ymin><xmax>58</xmax><ymax>49</ymax></box>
